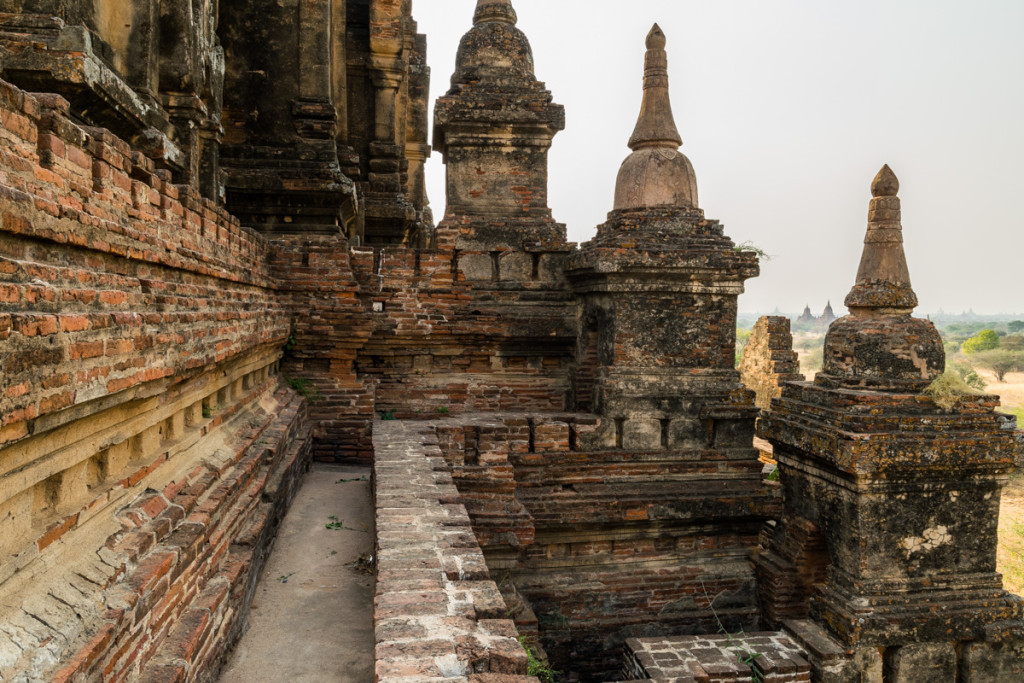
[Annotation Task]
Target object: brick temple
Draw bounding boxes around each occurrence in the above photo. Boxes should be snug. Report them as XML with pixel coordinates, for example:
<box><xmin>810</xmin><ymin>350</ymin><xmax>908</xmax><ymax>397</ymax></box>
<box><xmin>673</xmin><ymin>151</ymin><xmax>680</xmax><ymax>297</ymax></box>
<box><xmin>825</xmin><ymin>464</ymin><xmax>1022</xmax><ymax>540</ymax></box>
<box><xmin>0</xmin><ymin>1</ymin><xmax>1020</xmax><ymax>681</ymax></box>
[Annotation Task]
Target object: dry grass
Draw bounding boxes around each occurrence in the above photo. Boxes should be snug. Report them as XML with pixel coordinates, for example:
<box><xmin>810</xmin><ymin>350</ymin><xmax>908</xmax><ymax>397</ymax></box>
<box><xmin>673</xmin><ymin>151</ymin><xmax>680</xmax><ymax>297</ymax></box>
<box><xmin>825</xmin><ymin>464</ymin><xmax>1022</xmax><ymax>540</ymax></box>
<box><xmin>992</xmin><ymin>370</ymin><xmax>1024</xmax><ymax>596</ymax></box>
<box><xmin>999</xmin><ymin>473</ymin><xmax>1024</xmax><ymax>596</ymax></box>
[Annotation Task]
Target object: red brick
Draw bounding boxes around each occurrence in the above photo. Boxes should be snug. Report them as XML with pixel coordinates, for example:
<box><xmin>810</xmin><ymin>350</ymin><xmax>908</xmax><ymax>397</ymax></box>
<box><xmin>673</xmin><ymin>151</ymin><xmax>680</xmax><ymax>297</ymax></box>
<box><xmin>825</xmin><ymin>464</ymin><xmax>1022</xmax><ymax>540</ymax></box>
<box><xmin>39</xmin><ymin>390</ymin><xmax>74</xmax><ymax>413</ymax></box>
<box><xmin>98</xmin><ymin>289</ymin><xmax>128</xmax><ymax>305</ymax></box>
<box><xmin>60</xmin><ymin>313</ymin><xmax>91</xmax><ymax>332</ymax></box>
<box><xmin>69</xmin><ymin>340</ymin><xmax>104</xmax><ymax>359</ymax></box>
<box><xmin>127</xmin><ymin>551</ymin><xmax>176</xmax><ymax>595</ymax></box>
<box><xmin>37</xmin><ymin>513</ymin><xmax>79</xmax><ymax>551</ymax></box>
<box><xmin>15</xmin><ymin>314</ymin><xmax>58</xmax><ymax>336</ymax></box>
<box><xmin>50</xmin><ymin>623</ymin><xmax>116</xmax><ymax>683</ymax></box>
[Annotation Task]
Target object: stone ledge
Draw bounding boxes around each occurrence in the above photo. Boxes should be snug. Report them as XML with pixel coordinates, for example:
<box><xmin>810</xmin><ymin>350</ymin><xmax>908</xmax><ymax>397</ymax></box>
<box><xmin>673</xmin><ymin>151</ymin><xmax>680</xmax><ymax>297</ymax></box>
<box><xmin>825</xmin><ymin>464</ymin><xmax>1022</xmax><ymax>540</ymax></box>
<box><xmin>373</xmin><ymin>420</ymin><xmax>539</xmax><ymax>682</ymax></box>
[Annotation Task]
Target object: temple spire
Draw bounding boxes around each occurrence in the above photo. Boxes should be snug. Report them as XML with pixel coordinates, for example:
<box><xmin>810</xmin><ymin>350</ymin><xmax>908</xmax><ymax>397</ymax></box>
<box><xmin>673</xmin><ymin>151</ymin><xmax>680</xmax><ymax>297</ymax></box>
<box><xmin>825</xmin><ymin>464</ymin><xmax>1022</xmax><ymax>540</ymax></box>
<box><xmin>474</xmin><ymin>0</ymin><xmax>517</xmax><ymax>25</ymax></box>
<box><xmin>628</xmin><ymin>24</ymin><xmax>683</xmax><ymax>150</ymax></box>
<box><xmin>844</xmin><ymin>165</ymin><xmax>918</xmax><ymax>313</ymax></box>
<box><xmin>613</xmin><ymin>24</ymin><xmax>697</xmax><ymax>210</ymax></box>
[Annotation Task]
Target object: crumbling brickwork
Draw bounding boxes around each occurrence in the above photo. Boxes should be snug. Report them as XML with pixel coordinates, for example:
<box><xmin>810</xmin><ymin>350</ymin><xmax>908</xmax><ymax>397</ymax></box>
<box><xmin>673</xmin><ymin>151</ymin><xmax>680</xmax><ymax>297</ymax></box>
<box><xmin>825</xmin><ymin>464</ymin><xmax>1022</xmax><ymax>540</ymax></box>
<box><xmin>1</xmin><ymin>0</ymin><xmax>1021</xmax><ymax>681</ymax></box>
<box><xmin>739</xmin><ymin>316</ymin><xmax>803</xmax><ymax>412</ymax></box>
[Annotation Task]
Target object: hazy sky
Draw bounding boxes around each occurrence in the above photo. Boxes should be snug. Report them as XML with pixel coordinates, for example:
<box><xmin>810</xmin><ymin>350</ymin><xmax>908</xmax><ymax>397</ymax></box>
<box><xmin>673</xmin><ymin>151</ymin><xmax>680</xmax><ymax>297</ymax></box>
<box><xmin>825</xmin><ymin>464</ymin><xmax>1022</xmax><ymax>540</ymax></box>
<box><xmin>416</xmin><ymin>1</ymin><xmax>1024</xmax><ymax>315</ymax></box>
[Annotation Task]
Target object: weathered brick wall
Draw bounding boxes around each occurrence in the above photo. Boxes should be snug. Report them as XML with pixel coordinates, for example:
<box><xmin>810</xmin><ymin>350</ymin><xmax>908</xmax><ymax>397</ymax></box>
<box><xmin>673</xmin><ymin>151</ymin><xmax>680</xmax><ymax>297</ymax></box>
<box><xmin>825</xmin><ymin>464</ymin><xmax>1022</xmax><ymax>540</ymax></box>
<box><xmin>0</xmin><ymin>78</ymin><xmax>312</xmax><ymax>681</ymax></box>
<box><xmin>351</xmin><ymin>243</ymin><xmax>576</xmax><ymax>422</ymax></box>
<box><xmin>268</xmin><ymin>235</ymin><xmax>376</xmax><ymax>462</ymax></box>
<box><xmin>0</xmin><ymin>82</ymin><xmax>287</xmax><ymax>448</ymax></box>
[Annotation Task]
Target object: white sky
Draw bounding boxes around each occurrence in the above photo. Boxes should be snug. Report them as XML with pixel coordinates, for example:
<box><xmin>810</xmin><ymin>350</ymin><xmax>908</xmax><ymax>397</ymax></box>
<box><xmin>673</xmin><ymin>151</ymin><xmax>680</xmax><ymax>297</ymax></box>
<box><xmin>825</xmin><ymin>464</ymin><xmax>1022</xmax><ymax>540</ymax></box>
<box><xmin>416</xmin><ymin>0</ymin><xmax>1024</xmax><ymax>316</ymax></box>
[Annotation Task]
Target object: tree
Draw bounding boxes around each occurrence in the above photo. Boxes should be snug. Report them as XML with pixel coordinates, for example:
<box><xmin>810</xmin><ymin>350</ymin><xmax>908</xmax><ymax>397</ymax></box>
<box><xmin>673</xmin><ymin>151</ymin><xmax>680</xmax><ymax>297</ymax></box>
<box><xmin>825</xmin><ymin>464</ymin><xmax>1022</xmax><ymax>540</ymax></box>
<box><xmin>950</xmin><ymin>361</ymin><xmax>986</xmax><ymax>390</ymax></box>
<box><xmin>1008</xmin><ymin>320</ymin><xmax>1024</xmax><ymax>334</ymax></box>
<box><xmin>972</xmin><ymin>349</ymin><xmax>1024</xmax><ymax>382</ymax></box>
<box><xmin>1001</xmin><ymin>335</ymin><xmax>1024</xmax><ymax>351</ymax></box>
<box><xmin>962</xmin><ymin>329</ymin><xmax>1000</xmax><ymax>354</ymax></box>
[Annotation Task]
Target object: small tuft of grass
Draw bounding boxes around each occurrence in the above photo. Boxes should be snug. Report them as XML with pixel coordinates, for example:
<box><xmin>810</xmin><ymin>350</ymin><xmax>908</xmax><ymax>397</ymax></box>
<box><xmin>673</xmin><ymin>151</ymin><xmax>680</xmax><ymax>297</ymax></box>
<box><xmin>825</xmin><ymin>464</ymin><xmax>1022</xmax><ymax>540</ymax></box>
<box><xmin>518</xmin><ymin>636</ymin><xmax>561</xmax><ymax>683</ymax></box>
<box><xmin>325</xmin><ymin>516</ymin><xmax>367</xmax><ymax>532</ymax></box>
<box><xmin>923</xmin><ymin>371</ymin><xmax>984</xmax><ymax>411</ymax></box>
<box><xmin>284</xmin><ymin>375</ymin><xmax>323</xmax><ymax>402</ymax></box>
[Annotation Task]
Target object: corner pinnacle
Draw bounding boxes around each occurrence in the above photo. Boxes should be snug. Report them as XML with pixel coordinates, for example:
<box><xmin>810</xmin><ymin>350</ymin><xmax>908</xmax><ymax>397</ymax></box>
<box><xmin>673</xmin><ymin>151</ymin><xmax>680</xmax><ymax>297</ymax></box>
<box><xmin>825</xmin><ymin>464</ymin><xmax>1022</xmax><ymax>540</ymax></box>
<box><xmin>627</xmin><ymin>23</ymin><xmax>683</xmax><ymax>150</ymax></box>
<box><xmin>844</xmin><ymin>165</ymin><xmax>918</xmax><ymax>312</ymax></box>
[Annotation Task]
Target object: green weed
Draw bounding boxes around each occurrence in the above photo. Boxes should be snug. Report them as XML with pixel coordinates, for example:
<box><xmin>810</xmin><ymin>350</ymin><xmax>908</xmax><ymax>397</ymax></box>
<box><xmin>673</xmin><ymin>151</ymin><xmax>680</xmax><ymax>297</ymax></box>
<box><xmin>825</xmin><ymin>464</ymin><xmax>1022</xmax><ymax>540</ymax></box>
<box><xmin>518</xmin><ymin>636</ymin><xmax>560</xmax><ymax>683</ymax></box>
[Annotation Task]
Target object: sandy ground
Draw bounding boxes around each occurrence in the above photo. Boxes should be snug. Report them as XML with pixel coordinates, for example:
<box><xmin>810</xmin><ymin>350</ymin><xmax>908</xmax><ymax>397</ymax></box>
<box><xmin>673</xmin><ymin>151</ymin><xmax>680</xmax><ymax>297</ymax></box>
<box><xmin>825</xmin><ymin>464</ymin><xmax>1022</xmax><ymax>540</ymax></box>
<box><xmin>219</xmin><ymin>464</ymin><xmax>375</xmax><ymax>683</ymax></box>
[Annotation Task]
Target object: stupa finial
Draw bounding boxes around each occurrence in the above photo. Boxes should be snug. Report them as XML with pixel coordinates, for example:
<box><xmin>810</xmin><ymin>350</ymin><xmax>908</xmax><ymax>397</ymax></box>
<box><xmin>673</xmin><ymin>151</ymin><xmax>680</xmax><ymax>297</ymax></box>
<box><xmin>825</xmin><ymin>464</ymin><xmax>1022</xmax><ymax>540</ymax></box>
<box><xmin>844</xmin><ymin>165</ymin><xmax>918</xmax><ymax>312</ymax></box>
<box><xmin>474</xmin><ymin>0</ymin><xmax>517</xmax><ymax>25</ymax></box>
<box><xmin>871</xmin><ymin>164</ymin><xmax>899</xmax><ymax>198</ymax></box>
<box><xmin>612</xmin><ymin>24</ymin><xmax>697</xmax><ymax>210</ymax></box>
<box><xmin>628</xmin><ymin>24</ymin><xmax>683</xmax><ymax>150</ymax></box>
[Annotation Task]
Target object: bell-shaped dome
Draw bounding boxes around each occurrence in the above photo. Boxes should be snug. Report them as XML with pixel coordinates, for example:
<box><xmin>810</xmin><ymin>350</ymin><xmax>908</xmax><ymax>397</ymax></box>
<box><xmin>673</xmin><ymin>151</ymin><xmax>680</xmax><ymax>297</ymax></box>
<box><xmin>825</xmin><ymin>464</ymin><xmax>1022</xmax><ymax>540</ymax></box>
<box><xmin>613</xmin><ymin>25</ymin><xmax>698</xmax><ymax>211</ymax></box>
<box><xmin>453</xmin><ymin>0</ymin><xmax>535</xmax><ymax>85</ymax></box>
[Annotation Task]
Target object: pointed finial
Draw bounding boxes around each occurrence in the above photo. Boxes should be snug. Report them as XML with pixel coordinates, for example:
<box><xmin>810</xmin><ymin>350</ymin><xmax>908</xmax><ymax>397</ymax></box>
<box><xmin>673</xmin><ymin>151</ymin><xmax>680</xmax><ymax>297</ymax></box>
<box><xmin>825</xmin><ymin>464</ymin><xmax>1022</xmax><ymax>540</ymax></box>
<box><xmin>612</xmin><ymin>23</ymin><xmax>697</xmax><ymax>210</ymax></box>
<box><xmin>871</xmin><ymin>164</ymin><xmax>899</xmax><ymax>198</ymax></box>
<box><xmin>474</xmin><ymin>0</ymin><xmax>517</xmax><ymax>25</ymax></box>
<box><xmin>627</xmin><ymin>23</ymin><xmax>683</xmax><ymax>150</ymax></box>
<box><xmin>844</xmin><ymin>165</ymin><xmax>917</xmax><ymax>311</ymax></box>
<box><xmin>647</xmin><ymin>23</ymin><xmax>667</xmax><ymax>50</ymax></box>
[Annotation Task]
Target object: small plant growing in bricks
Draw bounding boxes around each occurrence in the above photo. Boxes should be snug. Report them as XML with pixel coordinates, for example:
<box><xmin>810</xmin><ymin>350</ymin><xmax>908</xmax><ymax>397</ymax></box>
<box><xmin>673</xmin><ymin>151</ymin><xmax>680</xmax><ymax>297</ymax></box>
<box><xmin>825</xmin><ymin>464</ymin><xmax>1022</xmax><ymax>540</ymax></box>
<box><xmin>924</xmin><ymin>371</ymin><xmax>984</xmax><ymax>411</ymax></box>
<box><xmin>702</xmin><ymin>580</ymin><xmax>765</xmax><ymax>683</ymax></box>
<box><xmin>732</xmin><ymin>241</ymin><xmax>772</xmax><ymax>261</ymax></box>
<box><xmin>538</xmin><ymin>607</ymin><xmax>571</xmax><ymax>631</ymax></box>
<box><xmin>436</xmin><ymin>406</ymin><xmax>450</xmax><ymax>415</ymax></box>
<box><xmin>518</xmin><ymin>636</ymin><xmax>561</xmax><ymax>683</ymax></box>
<box><xmin>380</xmin><ymin>410</ymin><xmax>396</xmax><ymax>420</ymax></box>
<box><xmin>284</xmin><ymin>375</ymin><xmax>322</xmax><ymax>402</ymax></box>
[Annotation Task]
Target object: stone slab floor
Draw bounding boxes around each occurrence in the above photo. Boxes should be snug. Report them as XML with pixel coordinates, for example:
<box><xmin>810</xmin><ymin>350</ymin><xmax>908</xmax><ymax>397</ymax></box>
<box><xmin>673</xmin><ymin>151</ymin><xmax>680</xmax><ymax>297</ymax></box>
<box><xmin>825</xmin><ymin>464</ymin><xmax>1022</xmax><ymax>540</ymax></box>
<box><xmin>220</xmin><ymin>463</ymin><xmax>375</xmax><ymax>682</ymax></box>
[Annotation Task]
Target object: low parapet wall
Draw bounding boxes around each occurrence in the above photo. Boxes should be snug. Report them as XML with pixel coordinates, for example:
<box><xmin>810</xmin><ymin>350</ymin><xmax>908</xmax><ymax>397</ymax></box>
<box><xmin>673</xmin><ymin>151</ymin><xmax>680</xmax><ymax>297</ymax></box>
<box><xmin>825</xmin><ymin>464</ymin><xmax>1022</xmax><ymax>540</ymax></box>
<box><xmin>372</xmin><ymin>420</ymin><xmax>539</xmax><ymax>682</ymax></box>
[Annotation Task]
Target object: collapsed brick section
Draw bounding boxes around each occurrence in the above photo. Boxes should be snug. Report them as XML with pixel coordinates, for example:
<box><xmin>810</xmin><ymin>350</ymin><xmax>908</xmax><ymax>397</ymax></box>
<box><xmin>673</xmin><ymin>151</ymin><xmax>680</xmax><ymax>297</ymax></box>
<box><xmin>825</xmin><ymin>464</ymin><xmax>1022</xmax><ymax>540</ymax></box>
<box><xmin>373</xmin><ymin>419</ymin><xmax>538</xmax><ymax>683</ymax></box>
<box><xmin>46</xmin><ymin>385</ymin><xmax>311</xmax><ymax>683</ymax></box>
<box><xmin>738</xmin><ymin>316</ymin><xmax>803</xmax><ymax>413</ymax></box>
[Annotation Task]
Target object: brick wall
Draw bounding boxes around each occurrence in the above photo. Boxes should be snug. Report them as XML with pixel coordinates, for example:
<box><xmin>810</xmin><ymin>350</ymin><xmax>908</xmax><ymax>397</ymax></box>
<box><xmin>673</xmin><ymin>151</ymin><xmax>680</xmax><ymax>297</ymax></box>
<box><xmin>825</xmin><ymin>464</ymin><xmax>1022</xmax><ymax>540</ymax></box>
<box><xmin>0</xmin><ymin>78</ymin><xmax>312</xmax><ymax>681</ymax></box>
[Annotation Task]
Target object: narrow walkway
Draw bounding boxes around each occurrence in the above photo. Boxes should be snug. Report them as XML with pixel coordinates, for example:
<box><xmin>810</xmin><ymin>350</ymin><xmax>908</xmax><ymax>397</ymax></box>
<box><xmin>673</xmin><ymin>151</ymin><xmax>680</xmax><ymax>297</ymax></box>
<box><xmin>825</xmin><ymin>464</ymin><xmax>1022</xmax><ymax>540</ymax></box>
<box><xmin>219</xmin><ymin>463</ymin><xmax>375</xmax><ymax>682</ymax></box>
